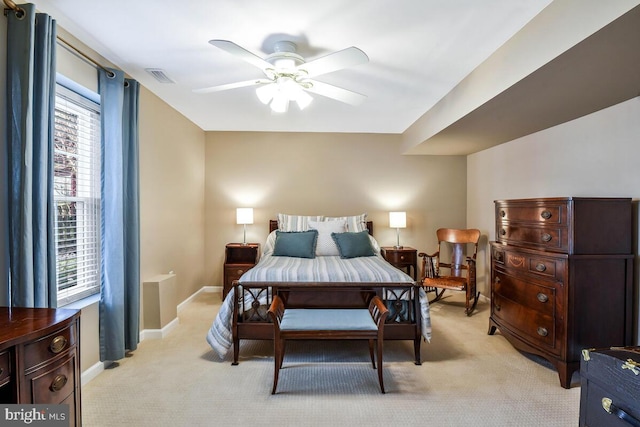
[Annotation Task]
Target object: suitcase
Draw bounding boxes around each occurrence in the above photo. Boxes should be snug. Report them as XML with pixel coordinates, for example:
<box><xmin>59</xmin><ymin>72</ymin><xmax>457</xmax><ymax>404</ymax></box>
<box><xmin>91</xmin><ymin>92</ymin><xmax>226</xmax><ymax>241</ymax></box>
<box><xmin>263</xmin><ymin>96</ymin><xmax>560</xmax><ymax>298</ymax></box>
<box><xmin>579</xmin><ymin>346</ymin><xmax>640</xmax><ymax>427</ymax></box>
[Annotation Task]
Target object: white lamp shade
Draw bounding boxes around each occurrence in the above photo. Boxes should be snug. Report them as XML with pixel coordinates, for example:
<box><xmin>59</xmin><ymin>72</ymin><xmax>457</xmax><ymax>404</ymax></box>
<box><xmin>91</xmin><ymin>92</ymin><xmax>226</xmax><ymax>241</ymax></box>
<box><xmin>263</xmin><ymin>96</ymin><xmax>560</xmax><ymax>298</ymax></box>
<box><xmin>236</xmin><ymin>208</ymin><xmax>254</xmax><ymax>225</ymax></box>
<box><xmin>389</xmin><ymin>211</ymin><xmax>406</xmax><ymax>228</ymax></box>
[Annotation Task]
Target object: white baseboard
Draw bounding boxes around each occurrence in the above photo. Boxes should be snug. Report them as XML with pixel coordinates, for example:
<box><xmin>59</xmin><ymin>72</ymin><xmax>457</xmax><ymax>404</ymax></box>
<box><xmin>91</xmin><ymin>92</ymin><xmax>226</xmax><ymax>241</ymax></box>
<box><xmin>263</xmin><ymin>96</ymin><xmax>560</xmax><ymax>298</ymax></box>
<box><xmin>81</xmin><ymin>361</ymin><xmax>105</xmax><ymax>386</ymax></box>
<box><xmin>140</xmin><ymin>316</ymin><xmax>180</xmax><ymax>341</ymax></box>
<box><xmin>177</xmin><ymin>285</ymin><xmax>220</xmax><ymax>312</ymax></box>
<box><xmin>81</xmin><ymin>285</ymin><xmax>220</xmax><ymax>385</ymax></box>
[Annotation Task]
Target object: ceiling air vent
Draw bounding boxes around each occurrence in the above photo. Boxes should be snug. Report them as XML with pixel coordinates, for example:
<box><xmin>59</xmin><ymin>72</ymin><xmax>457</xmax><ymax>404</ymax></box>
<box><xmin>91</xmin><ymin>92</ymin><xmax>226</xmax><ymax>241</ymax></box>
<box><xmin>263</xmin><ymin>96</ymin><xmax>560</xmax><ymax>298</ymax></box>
<box><xmin>145</xmin><ymin>68</ymin><xmax>175</xmax><ymax>84</ymax></box>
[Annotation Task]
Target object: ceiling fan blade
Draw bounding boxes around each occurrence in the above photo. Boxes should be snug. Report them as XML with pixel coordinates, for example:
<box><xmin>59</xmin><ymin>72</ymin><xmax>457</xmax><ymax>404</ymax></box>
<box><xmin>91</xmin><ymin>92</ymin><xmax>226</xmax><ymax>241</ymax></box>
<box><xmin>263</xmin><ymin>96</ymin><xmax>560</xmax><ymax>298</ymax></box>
<box><xmin>299</xmin><ymin>47</ymin><xmax>369</xmax><ymax>78</ymax></box>
<box><xmin>305</xmin><ymin>80</ymin><xmax>367</xmax><ymax>106</ymax></box>
<box><xmin>193</xmin><ymin>79</ymin><xmax>268</xmax><ymax>94</ymax></box>
<box><xmin>209</xmin><ymin>39</ymin><xmax>273</xmax><ymax>71</ymax></box>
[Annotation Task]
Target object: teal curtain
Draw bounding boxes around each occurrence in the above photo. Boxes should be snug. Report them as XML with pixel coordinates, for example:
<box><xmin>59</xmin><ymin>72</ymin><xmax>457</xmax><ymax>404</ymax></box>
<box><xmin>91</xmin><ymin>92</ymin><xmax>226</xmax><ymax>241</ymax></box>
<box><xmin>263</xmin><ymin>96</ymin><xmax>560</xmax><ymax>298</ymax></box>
<box><xmin>5</xmin><ymin>3</ymin><xmax>57</xmax><ymax>307</ymax></box>
<box><xmin>98</xmin><ymin>68</ymin><xmax>140</xmax><ymax>361</ymax></box>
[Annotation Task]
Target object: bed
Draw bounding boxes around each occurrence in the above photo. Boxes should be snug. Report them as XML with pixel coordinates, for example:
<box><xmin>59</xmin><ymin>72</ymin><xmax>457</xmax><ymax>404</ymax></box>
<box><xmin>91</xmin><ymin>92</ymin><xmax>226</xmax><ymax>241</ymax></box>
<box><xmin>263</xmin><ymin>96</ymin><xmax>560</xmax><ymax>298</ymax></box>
<box><xmin>207</xmin><ymin>214</ymin><xmax>431</xmax><ymax>365</ymax></box>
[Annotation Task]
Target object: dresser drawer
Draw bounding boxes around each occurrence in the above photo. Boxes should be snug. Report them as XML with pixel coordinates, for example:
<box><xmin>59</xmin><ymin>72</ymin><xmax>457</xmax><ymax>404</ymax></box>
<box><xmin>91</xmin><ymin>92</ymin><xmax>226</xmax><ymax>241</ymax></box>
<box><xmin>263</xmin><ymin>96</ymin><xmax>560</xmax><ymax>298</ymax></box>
<box><xmin>492</xmin><ymin>293</ymin><xmax>558</xmax><ymax>353</ymax></box>
<box><xmin>24</xmin><ymin>324</ymin><xmax>77</xmax><ymax>371</ymax></box>
<box><xmin>492</xmin><ymin>270</ymin><xmax>556</xmax><ymax>317</ymax></box>
<box><xmin>497</xmin><ymin>225</ymin><xmax>568</xmax><ymax>252</ymax></box>
<box><xmin>492</xmin><ymin>243</ymin><xmax>565</xmax><ymax>281</ymax></box>
<box><xmin>225</xmin><ymin>264</ymin><xmax>253</xmax><ymax>282</ymax></box>
<box><xmin>496</xmin><ymin>201</ymin><xmax>568</xmax><ymax>226</ymax></box>
<box><xmin>383</xmin><ymin>250</ymin><xmax>416</xmax><ymax>267</ymax></box>
<box><xmin>28</xmin><ymin>352</ymin><xmax>77</xmax><ymax>404</ymax></box>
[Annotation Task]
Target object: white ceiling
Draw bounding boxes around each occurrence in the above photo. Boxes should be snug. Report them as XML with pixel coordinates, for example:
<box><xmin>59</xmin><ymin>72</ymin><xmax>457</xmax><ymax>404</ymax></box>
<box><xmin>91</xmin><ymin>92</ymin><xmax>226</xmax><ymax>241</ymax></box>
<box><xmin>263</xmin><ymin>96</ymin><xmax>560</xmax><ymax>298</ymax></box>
<box><xmin>33</xmin><ymin>0</ymin><xmax>552</xmax><ymax>134</ymax></box>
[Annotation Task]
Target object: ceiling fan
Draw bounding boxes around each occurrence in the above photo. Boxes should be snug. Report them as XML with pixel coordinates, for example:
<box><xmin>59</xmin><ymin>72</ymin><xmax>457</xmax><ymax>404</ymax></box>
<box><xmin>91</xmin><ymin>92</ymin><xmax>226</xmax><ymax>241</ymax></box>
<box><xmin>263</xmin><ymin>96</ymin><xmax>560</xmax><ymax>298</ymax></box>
<box><xmin>193</xmin><ymin>40</ymin><xmax>369</xmax><ymax>112</ymax></box>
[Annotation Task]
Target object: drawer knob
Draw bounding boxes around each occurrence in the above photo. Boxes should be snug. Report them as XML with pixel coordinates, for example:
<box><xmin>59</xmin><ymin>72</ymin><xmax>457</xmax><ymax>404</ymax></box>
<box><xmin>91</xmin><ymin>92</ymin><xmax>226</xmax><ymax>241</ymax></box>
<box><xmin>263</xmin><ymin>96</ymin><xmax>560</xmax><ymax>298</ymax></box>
<box><xmin>541</xmin><ymin>233</ymin><xmax>552</xmax><ymax>242</ymax></box>
<box><xmin>540</xmin><ymin>210</ymin><xmax>552</xmax><ymax>220</ymax></box>
<box><xmin>49</xmin><ymin>335</ymin><xmax>68</xmax><ymax>354</ymax></box>
<box><xmin>236</xmin><ymin>269</ymin><xmax>244</xmax><ymax>275</ymax></box>
<box><xmin>494</xmin><ymin>304</ymin><xmax>501</xmax><ymax>311</ymax></box>
<box><xmin>535</xmin><ymin>263</ymin><xmax>546</xmax><ymax>272</ymax></box>
<box><xmin>494</xmin><ymin>276</ymin><xmax>501</xmax><ymax>284</ymax></box>
<box><xmin>400</xmin><ymin>255</ymin><xmax>405</xmax><ymax>260</ymax></box>
<box><xmin>537</xmin><ymin>327</ymin><xmax>548</xmax><ymax>337</ymax></box>
<box><xmin>50</xmin><ymin>374</ymin><xmax>68</xmax><ymax>392</ymax></box>
<box><xmin>500</xmin><ymin>210</ymin><xmax>506</xmax><ymax>218</ymax></box>
<box><xmin>500</xmin><ymin>229</ymin><xmax>506</xmax><ymax>236</ymax></box>
<box><xmin>537</xmin><ymin>293</ymin><xmax>549</xmax><ymax>303</ymax></box>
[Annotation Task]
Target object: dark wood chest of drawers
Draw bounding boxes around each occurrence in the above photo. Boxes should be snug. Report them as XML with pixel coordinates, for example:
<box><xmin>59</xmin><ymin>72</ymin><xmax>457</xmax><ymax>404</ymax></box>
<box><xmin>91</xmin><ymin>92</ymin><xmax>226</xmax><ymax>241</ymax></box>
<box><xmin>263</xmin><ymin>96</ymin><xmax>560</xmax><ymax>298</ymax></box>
<box><xmin>0</xmin><ymin>307</ymin><xmax>81</xmax><ymax>426</ymax></box>
<box><xmin>579</xmin><ymin>347</ymin><xmax>640</xmax><ymax>426</ymax></box>
<box><xmin>488</xmin><ymin>197</ymin><xmax>633</xmax><ymax>388</ymax></box>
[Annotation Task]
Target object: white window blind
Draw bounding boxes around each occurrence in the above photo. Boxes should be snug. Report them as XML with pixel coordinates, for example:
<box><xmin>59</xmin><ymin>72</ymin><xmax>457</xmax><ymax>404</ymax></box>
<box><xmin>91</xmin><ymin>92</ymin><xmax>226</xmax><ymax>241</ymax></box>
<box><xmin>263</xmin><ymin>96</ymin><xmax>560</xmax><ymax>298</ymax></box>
<box><xmin>54</xmin><ymin>84</ymin><xmax>101</xmax><ymax>305</ymax></box>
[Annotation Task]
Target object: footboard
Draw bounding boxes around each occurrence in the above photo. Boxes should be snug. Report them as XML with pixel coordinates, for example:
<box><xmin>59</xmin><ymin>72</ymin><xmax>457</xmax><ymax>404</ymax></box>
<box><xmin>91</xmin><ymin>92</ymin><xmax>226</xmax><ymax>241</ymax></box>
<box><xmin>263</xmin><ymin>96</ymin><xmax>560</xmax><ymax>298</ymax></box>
<box><xmin>231</xmin><ymin>281</ymin><xmax>424</xmax><ymax>365</ymax></box>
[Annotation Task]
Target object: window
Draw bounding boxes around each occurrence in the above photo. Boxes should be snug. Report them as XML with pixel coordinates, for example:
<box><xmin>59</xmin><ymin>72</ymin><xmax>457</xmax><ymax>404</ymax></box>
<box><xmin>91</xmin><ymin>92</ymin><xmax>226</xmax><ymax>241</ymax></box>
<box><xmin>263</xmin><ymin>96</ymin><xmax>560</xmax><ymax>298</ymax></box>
<box><xmin>54</xmin><ymin>84</ymin><xmax>101</xmax><ymax>305</ymax></box>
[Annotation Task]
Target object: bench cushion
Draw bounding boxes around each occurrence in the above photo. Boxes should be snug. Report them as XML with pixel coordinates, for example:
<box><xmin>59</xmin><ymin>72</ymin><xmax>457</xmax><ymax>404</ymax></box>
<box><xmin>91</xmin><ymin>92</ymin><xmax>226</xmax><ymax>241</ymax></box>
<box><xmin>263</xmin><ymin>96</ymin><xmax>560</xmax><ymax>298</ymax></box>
<box><xmin>280</xmin><ymin>309</ymin><xmax>377</xmax><ymax>331</ymax></box>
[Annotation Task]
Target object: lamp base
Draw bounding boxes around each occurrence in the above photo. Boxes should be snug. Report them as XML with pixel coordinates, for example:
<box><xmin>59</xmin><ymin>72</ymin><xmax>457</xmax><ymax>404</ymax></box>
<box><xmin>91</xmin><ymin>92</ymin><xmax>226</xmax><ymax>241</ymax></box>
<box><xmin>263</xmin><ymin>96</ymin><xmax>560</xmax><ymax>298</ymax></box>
<box><xmin>393</xmin><ymin>245</ymin><xmax>404</xmax><ymax>249</ymax></box>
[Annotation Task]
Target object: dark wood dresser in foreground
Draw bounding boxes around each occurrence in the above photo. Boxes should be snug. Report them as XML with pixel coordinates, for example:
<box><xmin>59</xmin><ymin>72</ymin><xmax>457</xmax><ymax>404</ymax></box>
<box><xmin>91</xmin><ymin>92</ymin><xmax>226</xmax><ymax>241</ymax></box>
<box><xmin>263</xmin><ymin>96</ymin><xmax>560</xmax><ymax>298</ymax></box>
<box><xmin>0</xmin><ymin>307</ymin><xmax>81</xmax><ymax>426</ymax></box>
<box><xmin>579</xmin><ymin>346</ymin><xmax>640</xmax><ymax>426</ymax></box>
<box><xmin>488</xmin><ymin>197</ymin><xmax>633</xmax><ymax>389</ymax></box>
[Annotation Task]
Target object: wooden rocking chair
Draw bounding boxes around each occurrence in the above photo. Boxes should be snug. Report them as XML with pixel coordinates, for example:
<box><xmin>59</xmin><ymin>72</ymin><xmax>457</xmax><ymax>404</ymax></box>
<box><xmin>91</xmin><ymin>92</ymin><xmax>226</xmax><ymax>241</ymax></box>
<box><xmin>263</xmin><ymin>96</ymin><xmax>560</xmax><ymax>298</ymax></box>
<box><xmin>419</xmin><ymin>228</ymin><xmax>481</xmax><ymax>316</ymax></box>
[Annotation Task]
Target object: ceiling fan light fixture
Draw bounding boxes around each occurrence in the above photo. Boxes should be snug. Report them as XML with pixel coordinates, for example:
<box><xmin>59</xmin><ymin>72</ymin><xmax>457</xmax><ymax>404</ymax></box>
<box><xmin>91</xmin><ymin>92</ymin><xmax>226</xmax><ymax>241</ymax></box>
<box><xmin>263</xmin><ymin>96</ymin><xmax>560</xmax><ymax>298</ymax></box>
<box><xmin>270</xmin><ymin>92</ymin><xmax>289</xmax><ymax>113</ymax></box>
<box><xmin>294</xmin><ymin>90</ymin><xmax>313</xmax><ymax>110</ymax></box>
<box><xmin>198</xmin><ymin>40</ymin><xmax>369</xmax><ymax>109</ymax></box>
<box><xmin>256</xmin><ymin>84</ymin><xmax>276</xmax><ymax>104</ymax></box>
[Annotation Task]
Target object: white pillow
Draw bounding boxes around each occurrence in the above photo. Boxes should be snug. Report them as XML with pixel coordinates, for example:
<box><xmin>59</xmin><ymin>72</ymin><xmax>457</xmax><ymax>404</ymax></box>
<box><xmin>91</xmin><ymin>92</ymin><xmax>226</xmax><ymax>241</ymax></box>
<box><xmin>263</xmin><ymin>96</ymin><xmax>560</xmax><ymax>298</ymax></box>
<box><xmin>324</xmin><ymin>213</ymin><xmax>367</xmax><ymax>232</ymax></box>
<box><xmin>308</xmin><ymin>220</ymin><xmax>346</xmax><ymax>256</ymax></box>
<box><xmin>277</xmin><ymin>213</ymin><xmax>324</xmax><ymax>232</ymax></box>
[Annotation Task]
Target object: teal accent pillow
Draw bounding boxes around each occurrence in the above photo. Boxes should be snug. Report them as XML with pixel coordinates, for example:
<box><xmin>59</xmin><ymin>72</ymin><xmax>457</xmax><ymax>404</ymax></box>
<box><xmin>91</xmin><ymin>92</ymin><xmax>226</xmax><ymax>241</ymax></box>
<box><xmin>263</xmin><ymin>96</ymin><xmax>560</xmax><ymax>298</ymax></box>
<box><xmin>331</xmin><ymin>231</ymin><xmax>375</xmax><ymax>259</ymax></box>
<box><xmin>273</xmin><ymin>230</ymin><xmax>318</xmax><ymax>258</ymax></box>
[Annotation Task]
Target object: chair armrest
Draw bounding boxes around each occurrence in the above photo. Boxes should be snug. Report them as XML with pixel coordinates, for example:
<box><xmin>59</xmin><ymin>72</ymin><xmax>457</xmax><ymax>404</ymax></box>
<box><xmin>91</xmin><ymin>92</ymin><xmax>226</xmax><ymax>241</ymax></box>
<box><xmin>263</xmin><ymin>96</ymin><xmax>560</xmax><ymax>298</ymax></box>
<box><xmin>267</xmin><ymin>295</ymin><xmax>285</xmax><ymax>326</ymax></box>
<box><xmin>368</xmin><ymin>296</ymin><xmax>389</xmax><ymax>327</ymax></box>
<box><xmin>418</xmin><ymin>251</ymin><xmax>438</xmax><ymax>259</ymax></box>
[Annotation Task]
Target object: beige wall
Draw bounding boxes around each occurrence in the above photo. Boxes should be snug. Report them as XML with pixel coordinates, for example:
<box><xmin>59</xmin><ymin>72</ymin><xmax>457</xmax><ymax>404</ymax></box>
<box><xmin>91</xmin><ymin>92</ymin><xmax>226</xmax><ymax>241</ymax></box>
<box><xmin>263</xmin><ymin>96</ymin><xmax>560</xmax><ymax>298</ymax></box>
<box><xmin>467</xmin><ymin>96</ymin><xmax>640</xmax><ymax>343</ymax></box>
<box><xmin>139</xmin><ymin>88</ymin><xmax>206</xmax><ymax>313</ymax></box>
<box><xmin>204</xmin><ymin>132</ymin><xmax>467</xmax><ymax>290</ymax></box>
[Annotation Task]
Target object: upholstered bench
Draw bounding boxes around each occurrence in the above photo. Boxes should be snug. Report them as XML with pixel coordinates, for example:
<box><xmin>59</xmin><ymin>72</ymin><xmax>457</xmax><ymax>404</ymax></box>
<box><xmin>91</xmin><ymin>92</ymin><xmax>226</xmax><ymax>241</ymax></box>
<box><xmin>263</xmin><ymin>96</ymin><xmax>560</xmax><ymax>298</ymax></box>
<box><xmin>267</xmin><ymin>295</ymin><xmax>389</xmax><ymax>394</ymax></box>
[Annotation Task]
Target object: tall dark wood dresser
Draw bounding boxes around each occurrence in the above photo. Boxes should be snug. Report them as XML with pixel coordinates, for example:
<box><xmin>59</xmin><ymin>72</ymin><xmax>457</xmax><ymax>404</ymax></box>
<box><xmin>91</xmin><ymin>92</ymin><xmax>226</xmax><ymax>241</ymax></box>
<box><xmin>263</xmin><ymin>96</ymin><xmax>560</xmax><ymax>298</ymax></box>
<box><xmin>0</xmin><ymin>307</ymin><xmax>81</xmax><ymax>426</ymax></box>
<box><xmin>488</xmin><ymin>197</ymin><xmax>633</xmax><ymax>389</ymax></box>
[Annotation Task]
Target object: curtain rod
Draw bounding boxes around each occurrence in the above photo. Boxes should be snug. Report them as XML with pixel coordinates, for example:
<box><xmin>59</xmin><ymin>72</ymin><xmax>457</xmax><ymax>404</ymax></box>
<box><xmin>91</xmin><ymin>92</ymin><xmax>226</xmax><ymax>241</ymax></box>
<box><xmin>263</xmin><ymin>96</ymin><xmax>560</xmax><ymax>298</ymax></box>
<box><xmin>57</xmin><ymin>36</ymin><xmax>116</xmax><ymax>78</ymax></box>
<box><xmin>3</xmin><ymin>1</ymin><xmax>117</xmax><ymax>79</ymax></box>
<box><xmin>3</xmin><ymin>0</ymin><xmax>24</xmax><ymax>17</ymax></box>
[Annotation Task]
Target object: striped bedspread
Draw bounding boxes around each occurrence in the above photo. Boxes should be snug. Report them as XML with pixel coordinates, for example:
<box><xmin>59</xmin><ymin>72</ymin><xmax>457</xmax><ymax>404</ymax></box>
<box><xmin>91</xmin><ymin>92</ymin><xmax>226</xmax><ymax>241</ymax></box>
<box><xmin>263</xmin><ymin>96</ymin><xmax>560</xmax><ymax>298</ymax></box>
<box><xmin>206</xmin><ymin>253</ymin><xmax>432</xmax><ymax>359</ymax></box>
<box><xmin>240</xmin><ymin>252</ymin><xmax>415</xmax><ymax>284</ymax></box>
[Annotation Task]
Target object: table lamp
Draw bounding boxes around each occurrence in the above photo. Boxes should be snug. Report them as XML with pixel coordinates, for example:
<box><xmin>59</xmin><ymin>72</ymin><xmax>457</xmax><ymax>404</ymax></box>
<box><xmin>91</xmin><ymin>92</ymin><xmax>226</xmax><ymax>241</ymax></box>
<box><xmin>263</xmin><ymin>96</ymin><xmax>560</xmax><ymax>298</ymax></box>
<box><xmin>236</xmin><ymin>208</ymin><xmax>254</xmax><ymax>245</ymax></box>
<box><xmin>389</xmin><ymin>211</ymin><xmax>406</xmax><ymax>249</ymax></box>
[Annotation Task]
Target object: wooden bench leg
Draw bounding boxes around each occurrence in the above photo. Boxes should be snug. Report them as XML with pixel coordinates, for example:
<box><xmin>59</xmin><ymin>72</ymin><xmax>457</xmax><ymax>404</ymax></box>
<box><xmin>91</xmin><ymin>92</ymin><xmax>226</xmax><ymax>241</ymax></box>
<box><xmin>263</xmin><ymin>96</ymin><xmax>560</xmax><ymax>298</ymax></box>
<box><xmin>272</xmin><ymin>338</ymin><xmax>285</xmax><ymax>394</ymax></box>
<box><xmin>368</xmin><ymin>339</ymin><xmax>376</xmax><ymax>369</ymax></box>
<box><xmin>377</xmin><ymin>338</ymin><xmax>385</xmax><ymax>393</ymax></box>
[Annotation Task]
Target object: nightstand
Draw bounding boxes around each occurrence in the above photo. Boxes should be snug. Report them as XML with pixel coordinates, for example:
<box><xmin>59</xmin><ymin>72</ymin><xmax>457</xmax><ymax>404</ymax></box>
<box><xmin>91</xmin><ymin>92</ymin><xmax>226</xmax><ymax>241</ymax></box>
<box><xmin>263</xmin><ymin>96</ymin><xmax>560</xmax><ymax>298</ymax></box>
<box><xmin>380</xmin><ymin>246</ymin><xmax>418</xmax><ymax>280</ymax></box>
<box><xmin>223</xmin><ymin>243</ymin><xmax>260</xmax><ymax>298</ymax></box>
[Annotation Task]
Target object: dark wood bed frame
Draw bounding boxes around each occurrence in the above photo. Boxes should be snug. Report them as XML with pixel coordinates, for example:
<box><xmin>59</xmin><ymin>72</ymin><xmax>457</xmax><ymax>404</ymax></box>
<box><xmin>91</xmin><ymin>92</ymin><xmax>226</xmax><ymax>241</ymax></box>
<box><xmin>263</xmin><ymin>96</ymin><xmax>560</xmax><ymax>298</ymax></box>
<box><xmin>230</xmin><ymin>220</ymin><xmax>423</xmax><ymax>365</ymax></box>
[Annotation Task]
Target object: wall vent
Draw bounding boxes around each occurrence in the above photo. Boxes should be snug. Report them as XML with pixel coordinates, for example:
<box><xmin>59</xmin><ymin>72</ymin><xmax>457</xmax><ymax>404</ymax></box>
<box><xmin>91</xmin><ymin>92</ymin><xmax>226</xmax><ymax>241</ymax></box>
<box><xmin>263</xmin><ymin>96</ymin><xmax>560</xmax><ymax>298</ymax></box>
<box><xmin>145</xmin><ymin>68</ymin><xmax>175</xmax><ymax>84</ymax></box>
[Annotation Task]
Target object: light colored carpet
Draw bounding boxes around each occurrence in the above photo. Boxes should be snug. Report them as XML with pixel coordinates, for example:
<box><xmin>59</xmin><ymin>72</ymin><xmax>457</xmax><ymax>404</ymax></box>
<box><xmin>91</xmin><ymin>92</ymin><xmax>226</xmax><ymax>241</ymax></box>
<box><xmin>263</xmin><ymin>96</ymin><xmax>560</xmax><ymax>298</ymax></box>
<box><xmin>82</xmin><ymin>290</ymin><xmax>581</xmax><ymax>426</ymax></box>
